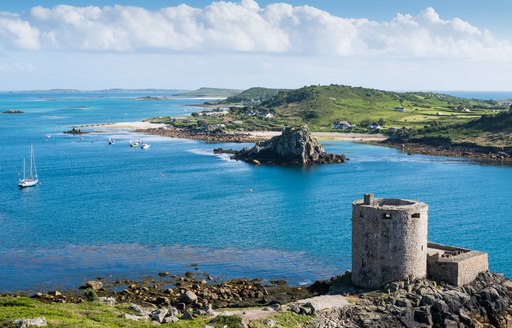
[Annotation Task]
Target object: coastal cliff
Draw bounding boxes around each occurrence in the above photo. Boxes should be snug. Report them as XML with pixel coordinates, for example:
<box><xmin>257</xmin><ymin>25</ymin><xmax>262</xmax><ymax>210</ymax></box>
<box><xmin>229</xmin><ymin>125</ymin><xmax>347</xmax><ymax>165</ymax></box>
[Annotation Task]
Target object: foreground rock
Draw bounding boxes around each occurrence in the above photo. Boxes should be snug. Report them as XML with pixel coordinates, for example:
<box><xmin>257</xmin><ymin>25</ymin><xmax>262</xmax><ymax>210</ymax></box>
<box><xmin>229</xmin><ymin>126</ymin><xmax>347</xmax><ymax>165</ymax></box>
<box><xmin>307</xmin><ymin>271</ymin><xmax>512</xmax><ymax>328</ymax></box>
<box><xmin>12</xmin><ymin>317</ymin><xmax>47</xmax><ymax>327</ymax></box>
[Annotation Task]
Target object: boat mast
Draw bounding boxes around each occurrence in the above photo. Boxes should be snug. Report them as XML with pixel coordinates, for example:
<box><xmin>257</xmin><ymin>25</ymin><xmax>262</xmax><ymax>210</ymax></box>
<box><xmin>29</xmin><ymin>145</ymin><xmax>33</xmax><ymax>178</ymax></box>
<box><xmin>33</xmin><ymin>146</ymin><xmax>38</xmax><ymax>179</ymax></box>
<box><xmin>23</xmin><ymin>158</ymin><xmax>26</xmax><ymax>180</ymax></box>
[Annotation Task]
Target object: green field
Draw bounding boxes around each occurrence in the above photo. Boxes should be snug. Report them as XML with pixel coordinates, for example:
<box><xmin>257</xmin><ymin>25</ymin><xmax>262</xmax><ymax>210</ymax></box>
<box><xmin>146</xmin><ymin>84</ymin><xmax>511</xmax><ymax>148</ymax></box>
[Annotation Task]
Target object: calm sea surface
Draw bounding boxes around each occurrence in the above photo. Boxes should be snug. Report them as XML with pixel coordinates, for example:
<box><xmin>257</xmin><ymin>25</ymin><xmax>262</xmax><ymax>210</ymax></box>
<box><xmin>1</xmin><ymin>91</ymin><xmax>512</xmax><ymax>292</ymax></box>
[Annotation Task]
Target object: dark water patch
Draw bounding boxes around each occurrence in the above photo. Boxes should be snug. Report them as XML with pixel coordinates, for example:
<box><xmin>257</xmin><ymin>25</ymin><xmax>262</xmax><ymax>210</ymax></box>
<box><xmin>0</xmin><ymin>244</ymin><xmax>338</xmax><ymax>293</ymax></box>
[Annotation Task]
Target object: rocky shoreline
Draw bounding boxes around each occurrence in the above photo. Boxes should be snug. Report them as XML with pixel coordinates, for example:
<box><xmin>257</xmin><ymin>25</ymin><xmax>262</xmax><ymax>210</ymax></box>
<box><xmin>383</xmin><ymin>140</ymin><xmax>512</xmax><ymax>163</ymax></box>
<box><xmin>136</xmin><ymin>126</ymin><xmax>267</xmax><ymax>143</ymax></box>
<box><xmin>4</xmin><ymin>270</ymin><xmax>512</xmax><ymax>327</ymax></box>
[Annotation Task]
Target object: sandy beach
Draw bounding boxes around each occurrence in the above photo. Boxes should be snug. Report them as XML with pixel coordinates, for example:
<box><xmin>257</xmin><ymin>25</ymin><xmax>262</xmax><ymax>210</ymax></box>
<box><xmin>90</xmin><ymin>121</ymin><xmax>388</xmax><ymax>142</ymax></box>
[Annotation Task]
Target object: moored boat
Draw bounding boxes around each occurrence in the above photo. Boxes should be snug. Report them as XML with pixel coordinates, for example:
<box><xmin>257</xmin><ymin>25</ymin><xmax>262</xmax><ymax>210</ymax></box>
<box><xmin>19</xmin><ymin>145</ymin><xmax>39</xmax><ymax>188</ymax></box>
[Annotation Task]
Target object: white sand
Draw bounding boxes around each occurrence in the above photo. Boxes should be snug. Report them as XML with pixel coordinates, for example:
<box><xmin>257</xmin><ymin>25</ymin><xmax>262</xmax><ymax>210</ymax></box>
<box><xmin>89</xmin><ymin>121</ymin><xmax>167</xmax><ymax>130</ymax></box>
<box><xmin>88</xmin><ymin>121</ymin><xmax>388</xmax><ymax>142</ymax></box>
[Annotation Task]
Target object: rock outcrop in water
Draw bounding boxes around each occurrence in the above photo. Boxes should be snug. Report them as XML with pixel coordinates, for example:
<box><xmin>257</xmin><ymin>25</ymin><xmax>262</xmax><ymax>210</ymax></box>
<box><xmin>229</xmin><ymin>125</ymin><xmax>347</xmax><ymax>165</ymax></box>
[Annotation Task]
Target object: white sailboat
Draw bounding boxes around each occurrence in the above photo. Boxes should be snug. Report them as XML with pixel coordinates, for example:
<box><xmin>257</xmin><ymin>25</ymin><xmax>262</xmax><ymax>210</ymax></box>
<box><xmin>19</xmin><ymin>145</ymin><xmax>39</xmax><ymax>188</ymax></box>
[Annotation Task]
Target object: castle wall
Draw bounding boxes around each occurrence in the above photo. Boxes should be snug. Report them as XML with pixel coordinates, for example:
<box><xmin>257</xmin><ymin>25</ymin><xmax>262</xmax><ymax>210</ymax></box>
<box><xmin>352</xmin><ymin>196</ymin><xmax>428</xmax><ymax>288</ymax></box>
<box><xmin>427</xmin><ymin>243</ymin><xmax>489</xmax><ymax>286</ymax></box>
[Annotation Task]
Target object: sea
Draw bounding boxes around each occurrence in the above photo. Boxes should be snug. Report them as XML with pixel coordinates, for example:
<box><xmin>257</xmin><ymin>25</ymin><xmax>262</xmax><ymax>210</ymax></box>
<box><xmin>0</xmin><ymin>90</ymin><xmax>511</xmax><ymax>293</ymax></box>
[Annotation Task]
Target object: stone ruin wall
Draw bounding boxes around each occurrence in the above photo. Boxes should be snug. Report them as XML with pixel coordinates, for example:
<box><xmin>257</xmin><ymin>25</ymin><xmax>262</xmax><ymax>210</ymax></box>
<box><xmin>427</xmin><ymin>243</ymin><xmax>489</xmax><ymax>287</ymax></box>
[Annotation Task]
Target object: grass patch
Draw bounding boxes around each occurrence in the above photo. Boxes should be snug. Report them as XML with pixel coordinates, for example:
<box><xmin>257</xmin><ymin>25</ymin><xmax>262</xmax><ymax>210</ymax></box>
<box><xmin>251</xmin><ymin>312</ymin><xmax>313</xmax><ymax>328</ymax></box>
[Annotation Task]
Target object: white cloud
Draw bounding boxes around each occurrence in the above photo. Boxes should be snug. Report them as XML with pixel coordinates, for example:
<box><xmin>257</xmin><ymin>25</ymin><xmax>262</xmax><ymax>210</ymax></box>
<box><xmin>0</xmin><ymin>2</ymin><xmax>510</xmax><ymax>62</ymax></box>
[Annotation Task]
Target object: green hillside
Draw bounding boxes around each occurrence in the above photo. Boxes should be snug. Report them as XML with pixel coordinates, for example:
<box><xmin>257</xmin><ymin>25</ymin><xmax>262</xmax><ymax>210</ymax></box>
<box><xmin>390</xmin><ymin>111</ymin><xmax>512</xmax><ymax>148</ymax></box>
<box><xmin>255</xmin><ymin>85</ymin><xmax>502</xmax><ymax>130</ymax></box>
<box><xmin>223</xmin><ymin>87</ymin><xmax>285</xmax><ymax>104</ymax></box>
<box><xmin>177</xmin><ymin>87</ymin><xmax>242</xmax><ymax>98</ymax></box>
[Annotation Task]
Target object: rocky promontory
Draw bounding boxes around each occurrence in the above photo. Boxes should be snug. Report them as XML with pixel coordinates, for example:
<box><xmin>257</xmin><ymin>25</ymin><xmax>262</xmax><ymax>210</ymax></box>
<box><xmin>227</xmin><ymin>125</ymin><xmax>347</xmax><ymax>165</ymax></box>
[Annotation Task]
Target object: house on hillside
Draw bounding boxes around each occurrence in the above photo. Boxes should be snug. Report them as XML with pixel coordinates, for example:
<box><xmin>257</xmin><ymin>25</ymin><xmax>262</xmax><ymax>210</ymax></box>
<box><xmin>394</xmin><ymin>107</ymin><xmax>406</xmax><ymax>113</ymax></box>
<box><xmin>258</xmin><ymin>111</ymin><xmax>274</xmax><ymax>120</ymax></box>
<box><xmin>368</xmin><ymin>124</ymin><xmax>381</xmax><ymax>131</ymax></box>
<box><xmin>333</xmin><ymin>120</ymin><xmax>353</xmax><ymax>130</ymax></box>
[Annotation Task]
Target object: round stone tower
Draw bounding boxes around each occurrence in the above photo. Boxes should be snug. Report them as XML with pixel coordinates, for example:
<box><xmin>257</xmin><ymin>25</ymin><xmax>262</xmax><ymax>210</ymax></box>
<box><xmin>352</xmin><ymin>194</ymin><xmax>428</xmax><ymax>288</ymax></box>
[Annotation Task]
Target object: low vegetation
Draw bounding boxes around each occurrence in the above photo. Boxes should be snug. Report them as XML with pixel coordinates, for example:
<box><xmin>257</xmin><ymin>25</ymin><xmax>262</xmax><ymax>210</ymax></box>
<box><xmin>0</xmin><ymin>296</ymin><xmax>313</xmax><ymax>328</ymax></box>
<box><xmin>145</xmin><ymin>84</ymin><xmax>511</xmax><ymax>148</ymax></box>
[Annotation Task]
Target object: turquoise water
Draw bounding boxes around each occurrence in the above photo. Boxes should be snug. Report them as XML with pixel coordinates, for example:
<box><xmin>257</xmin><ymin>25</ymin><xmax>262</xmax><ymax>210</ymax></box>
<box><xmin>1</xmin><ymin>92</ymin><xmax>512</xmax><ymax>292</ymax></box>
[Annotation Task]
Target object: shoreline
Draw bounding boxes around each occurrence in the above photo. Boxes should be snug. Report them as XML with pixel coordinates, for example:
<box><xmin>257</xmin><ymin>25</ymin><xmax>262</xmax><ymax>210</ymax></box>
<box><xmin>2</xmin><ymin>270</ymin><xmax>511</xmax><ymax>327</ymax></box>
<box><xmin>85</xmin><ymin>121</ymin><xmax>511</xmax><ymax>162</ymax></box>
<box><xmin>379</xmin><ymin>140</ymin><xmax>512</xmax><ymax>163</ymax></box>
<box><xmin>88</xmin><ymin>121</ymin><xmax>388</xmax><ymax>143</ymax></box>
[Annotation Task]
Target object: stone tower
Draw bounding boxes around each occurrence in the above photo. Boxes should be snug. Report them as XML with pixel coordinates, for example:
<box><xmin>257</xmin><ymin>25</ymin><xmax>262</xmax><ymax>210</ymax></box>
<box><xmin>352</xmin><ymin>194</ymin><xmax>428</xmax><ymax>288</ymax></box>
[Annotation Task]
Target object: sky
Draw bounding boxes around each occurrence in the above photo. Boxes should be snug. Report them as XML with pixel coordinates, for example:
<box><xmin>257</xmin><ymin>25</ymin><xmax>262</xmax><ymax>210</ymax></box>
<box><xmin>0</xmin><ymin>0</ymin><xmax>511</xmax><ymax>91</ymax></box>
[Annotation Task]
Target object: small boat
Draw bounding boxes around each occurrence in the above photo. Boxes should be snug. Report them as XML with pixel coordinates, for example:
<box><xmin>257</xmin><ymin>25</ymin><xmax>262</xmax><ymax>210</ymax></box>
<box><xmin>141</xmin><ymin>142</ymin><xmax>151</xmax><ymax>150</ymax></box>
<box><xmin>19</xmin><ymin>145</ymin><xmax>39</xmax><ymax>188</ymax></box>
<box><xmin>129</xmin><ymin>139</ymin><xmax>140</xmax><ymax>147</ymax></box>
<box><xmin>46</xmin><ymin>134</ymin><xmax>51</xmax><ymax>139</ymax></box>
<box><xmin>108</xmin><ymin>137</ymin><xmax>116</xmax><ymax>145</ymax></box>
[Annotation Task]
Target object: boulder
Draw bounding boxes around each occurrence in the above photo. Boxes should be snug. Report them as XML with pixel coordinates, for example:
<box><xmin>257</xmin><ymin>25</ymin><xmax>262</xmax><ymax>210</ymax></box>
<box><xmin>180</xmin><ymin>291</ymin><xmax>198</xmax><ymax>304</ymax></box>
<box><xmin>12</xmin><ymin>317</ymin><xmax>47</xmax><ymax>327</ymax></box>
<box><xmin>151</xmin><ymin>308</ymin><xmax>168</xmax><ymax>323</ymax></box>
<box><xmin>231</xmin><ymin>126</ymin><xmax>347</xmax><ymax>165</ymax></box>
<box><xmin>84</xmin><ymin>280</ymin><xmax>103</xmax><ymax>291</ymax></box>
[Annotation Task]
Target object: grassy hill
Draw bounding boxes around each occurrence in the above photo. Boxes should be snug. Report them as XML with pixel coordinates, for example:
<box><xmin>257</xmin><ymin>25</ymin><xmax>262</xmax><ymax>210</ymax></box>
<box><xmin>223</xmin><ymin>87</ymin><xmax>286</xmax><ymax>104</ymax></box>
<box><xmin>177</xmin><ymin>87</ymin><xmax>242</xmax><ymax>98</ymax></box>
<box><xmin>390</xmin><ymin>111</ymin><xmax>512</xmax><ymax>148</ymax></box>
<box><xmin>255</xmin><ymin>85</ymin><xmax>502</xmax><ymax>130</ymax></box>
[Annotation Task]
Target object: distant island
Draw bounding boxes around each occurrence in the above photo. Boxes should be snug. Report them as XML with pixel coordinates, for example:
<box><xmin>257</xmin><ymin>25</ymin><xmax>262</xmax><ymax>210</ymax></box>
<box><xmin>2</xmin><ymin>109</ymin><xmax>23</xmax><ymax>114</ymax></box>
<box><xmin>142</xmin><ymin>84</ymin><xmax>511</xmax><ymax>161</ymax></box>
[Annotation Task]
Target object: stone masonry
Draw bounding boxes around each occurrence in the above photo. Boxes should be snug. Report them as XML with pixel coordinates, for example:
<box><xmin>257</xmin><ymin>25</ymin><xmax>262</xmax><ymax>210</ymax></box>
<box><xmin>352</xmin><ymin>194</ymin><xmax>428</xmax><ymax>289</ymax></box>
<box><xmin>351</xmin><ymin>194</ymin><xmax>488</xmax><ymax>288</ymax></box>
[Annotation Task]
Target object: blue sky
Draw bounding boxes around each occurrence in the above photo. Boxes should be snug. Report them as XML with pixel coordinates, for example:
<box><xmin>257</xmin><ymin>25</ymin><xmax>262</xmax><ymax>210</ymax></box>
<box><xmin>0</xmin><ymin>0</ymin><xmax>511</xmax><ymax>90</ymax></box>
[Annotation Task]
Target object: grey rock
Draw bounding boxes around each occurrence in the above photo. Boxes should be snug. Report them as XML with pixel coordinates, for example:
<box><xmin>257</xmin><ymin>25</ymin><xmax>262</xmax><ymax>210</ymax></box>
<box><xmin>180</xmin><ymin>291</ymin><xmax>198</xmax><ymax>304</ymax></box>
<box><xmin>151</xmin><ymin>308</ymin><xmax>169</xmax><ymax>323</ymax></box>
<box><xmin>163</xmin><ymin>316</ymin><xmax>179</xmax><ymax>324</ymax></box>
<box><xmin>413</xmin><ymin>307</ymin><xmax>432</xmax><ymax>326</ymax></box>
<box><xmin>85</xmin><ymin>280</ymin><xmax>103</xmax><ymax>291</ymax></box>
<box><xmin>124</xmin><ymin>314</ymin><xmax>148</xmax><ymax>321</ymax></box>
<box><xmin>181</xmin><ymin>310</ymin><xmax>194</xmax><ymax>320</ymax></box>
<box><xmin>167</xmin><ymin>307</ymin><xmax>180</xmax><ymax>317</ymax></box>
<box><xmin>289</xmin><ymin>304</ymin><xmax>301</xmax><ymax>314</ymax></box>
<box><xmin>12</xmin><ymin>317</ymin><xmax>47</xmax><ymax>327</ymax></box>
<box><xmin>419</xmin><ymin>295</ymin><xmax>435</xmax><ymax>306</ymax></box>
<box><xmin>97</xmin><ymin>297</ymin><xmax>116</xmax><ymax>305</ymax></box>
<box><xmin>130</xmin><ymin>304</ymin><xmax>151</xmax><ymax>316</ymax></box>
<box><xmin>232</xmin><ymin>125</ymin><xmax>347</xmax><ymax>165</ymax></box>
<box><xmin>395</xmin><ymin>298</ymin><xmax>412</xmax><ymax>308</ymax></box>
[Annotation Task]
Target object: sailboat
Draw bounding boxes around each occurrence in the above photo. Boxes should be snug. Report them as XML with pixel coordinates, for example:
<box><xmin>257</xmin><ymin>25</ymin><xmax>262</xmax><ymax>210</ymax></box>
<box><xmin>18</xmin><ymin>145</ymin><xmax>39</xmax><ymax>188</ymax></box>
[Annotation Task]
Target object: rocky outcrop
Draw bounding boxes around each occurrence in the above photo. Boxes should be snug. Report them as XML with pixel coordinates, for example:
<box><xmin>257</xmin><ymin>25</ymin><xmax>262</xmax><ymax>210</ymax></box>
<box><xmin>3</xmin><ymin>110</ymin><xmax>24</xmax><ymax>114</ymax></box>
<box><xmin>63</xmin><ymin>127</ymin><xmax>88</xmax><ymax>135</ymax></box>
<box><xmin>307</xmin><ymin>271</ymin><xmax>512</xmax><ymax>328</ymax></box>
<box><xmin>231</xmin><ymin>126</ymin><xmax>347</xmax><ymax>165</ymax></box>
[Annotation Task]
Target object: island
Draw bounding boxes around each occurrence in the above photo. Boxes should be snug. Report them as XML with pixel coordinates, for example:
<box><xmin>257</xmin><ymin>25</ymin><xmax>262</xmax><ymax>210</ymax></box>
<box><xmin>2</xmin><ymin>109</ymin><xmax>24</xmax><ymax>114</ymax></box>
<box><xmin>142</xmin><ymin>84</ymin><xmax>512</xmax><ymax>161</ymax></box>
<box><xmin>216</xmin><ymin>125</ymin><xmax>347</xmax><ymax>165</ymax></box>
